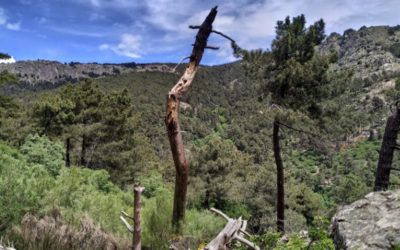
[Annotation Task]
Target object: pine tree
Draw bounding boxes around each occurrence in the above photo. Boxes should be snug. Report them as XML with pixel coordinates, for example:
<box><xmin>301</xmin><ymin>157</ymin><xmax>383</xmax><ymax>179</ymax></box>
<box><xmin>236</xmin><ymin>14</ymin><xmax>330</xmax><ymax>233</ymax></box>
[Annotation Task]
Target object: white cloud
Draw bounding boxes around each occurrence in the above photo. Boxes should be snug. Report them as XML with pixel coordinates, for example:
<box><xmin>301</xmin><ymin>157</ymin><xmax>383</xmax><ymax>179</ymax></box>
<box><xmin>0</xmin><ymin>7</ymin><xmax>22</xmax><ymax>31</ymax></box>
<box><xmin>6</xmin><ymin>22</ymin><xmax>21</xmax><ymax>31</ymax></box>
<box><xmin>99</xmin><ymin>33</ymin><xmax>142</xmax><ymax>58</ymax></box>
<box><xmin>50</xmin><ymin>26</ymin><xmax>105</xmax><ymax>37</ymax></box>
<box><xmin>36</xmin><ymin>17</ymin><xmax>47</xmax><ymax>24</ymax></box>
<box><xmin>0</xmin><ymin>8</ymin><xmax>8</xmax><ymax>26</ymax></box>
<box><xmin>130</xmin><ymin>0</ymin><xmax>400</xmax><ymax>63</ymax></box>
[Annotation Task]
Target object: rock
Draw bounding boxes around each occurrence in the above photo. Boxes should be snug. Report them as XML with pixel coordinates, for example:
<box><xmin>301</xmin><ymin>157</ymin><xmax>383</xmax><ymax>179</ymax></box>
<box><xmin>331</xmin><ymin>190</ymin><xmax>400</xmax><ymax>249</ymax></box>
<box><xmin>0</xmin><ymin>60</ymin><xmax>174</xmax><ymax>86</ymax></box>
<box><xmin>319</xmin><ymin>26</ymin><xmax>400</xmax><ymax>81</ymax></box>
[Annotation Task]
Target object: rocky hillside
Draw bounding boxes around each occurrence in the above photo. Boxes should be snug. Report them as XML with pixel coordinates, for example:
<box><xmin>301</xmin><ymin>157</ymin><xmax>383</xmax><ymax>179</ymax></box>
<box><xmin>0</xmin><ymin>60</ymin><xmax>175</xmax><ymax>86</ymax></box>
<box><xmin>320</xmin><ymin>25</ymin><xmax>400</xmax><ymax>81</ymax></box>
<box><xmin>332</xmin><ymin>189</ymin><xmax>400</xmax><ymax>249</ymax></box>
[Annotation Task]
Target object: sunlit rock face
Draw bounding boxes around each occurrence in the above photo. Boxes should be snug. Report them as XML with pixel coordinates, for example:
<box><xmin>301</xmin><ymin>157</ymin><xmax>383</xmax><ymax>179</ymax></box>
<box><xmin>332</xmin><ymin>190</ymin><xmax>400</xmax><ymax>249</ymax></box>
<box><xmin>0</xmin><ymin>57</ymin><xmax>16</xmax><ymax>64</ymax></box>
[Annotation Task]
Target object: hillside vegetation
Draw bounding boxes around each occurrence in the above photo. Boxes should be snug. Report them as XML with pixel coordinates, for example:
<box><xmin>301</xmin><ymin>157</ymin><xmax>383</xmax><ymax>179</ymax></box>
<box><xmin>0</xmin><ymin>24</ymin><xmax>400</xmax><ymax>249</ymax></box>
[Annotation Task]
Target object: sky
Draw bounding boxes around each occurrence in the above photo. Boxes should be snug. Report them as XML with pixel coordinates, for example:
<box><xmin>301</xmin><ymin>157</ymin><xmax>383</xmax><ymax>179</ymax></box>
<box><xmin>0</xmin><ymin>0</ymin><xmax>400</xmax><ymax>65</ymax></box>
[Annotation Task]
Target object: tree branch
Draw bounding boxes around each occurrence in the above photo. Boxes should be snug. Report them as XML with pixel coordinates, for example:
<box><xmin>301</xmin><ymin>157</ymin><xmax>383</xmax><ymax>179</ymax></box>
<box><xmin>212</xmin><ymin>30</ymin><xmax>236</xmax><ymax>43</ymax></box>
<box><xmin>120</xmin><ymin>215</ymin><xmax>133</xmax><ymax>233</ymax></box>
<box><xmin>210</xmin><ymin>207</ymin><xmax>230</xmax><ymax>221</ymax></box>
<box><xmin>276</xmin><ymin>121</ymin><xmax>320</xmax><ymax>138</ymax></box>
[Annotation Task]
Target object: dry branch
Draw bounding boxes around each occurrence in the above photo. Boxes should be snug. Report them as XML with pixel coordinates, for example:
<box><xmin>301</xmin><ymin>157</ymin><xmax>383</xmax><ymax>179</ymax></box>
<box><xmin>165</xmin><ymin>6</ymin><xmax>218</xmax><ymax>230</ymax></box>
<box><xmin>204</xmin><ymin>208</ymin><xmax>260</xmax><ymax>250</ymax></box>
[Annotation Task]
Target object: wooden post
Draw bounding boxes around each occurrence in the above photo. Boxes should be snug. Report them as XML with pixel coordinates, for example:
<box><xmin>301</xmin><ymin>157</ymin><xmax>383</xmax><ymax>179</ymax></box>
<box><xmin>133</xmin><ymin>186</ymin><xmax>144</xmax><ymax>250</ymax></box>
<box><xmin>165</xmin><ymin>6</ymin><xmax>218</xmax><ymax>231</ymax></box>
<box><xmin>119</xmin><ymin>187</ymin><xmax>145</xmax><ymax>250</ymax></box>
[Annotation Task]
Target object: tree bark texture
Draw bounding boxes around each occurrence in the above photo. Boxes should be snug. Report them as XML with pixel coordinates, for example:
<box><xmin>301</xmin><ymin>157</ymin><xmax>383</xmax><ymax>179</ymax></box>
<box><xmin>65</xmin><ymin>137</ymin><xmax>71</xmax><ymax>167</ymax></box>
<box><xmin>374</xmin><ymin>106</ymin><xmax>400</xmax><ymax>191</ymax></box>
<box><xmin>273</xmin><ymin>119</ymin><xmax>285</xmax><ymax>233</ymax></box>
<box><xmin>133</xmin><ymin>186</ymin><xmax>144</xmax><ymax>250</ymax></box>
<box><xmin>165</xmin><ymin>6</ymin><xmax>218</xmax><ymax>231</ymax></box>
<box><xmin>80</xmin><ymin>134</ymin><xmax>87</xmax><ymax>166</ymax></box>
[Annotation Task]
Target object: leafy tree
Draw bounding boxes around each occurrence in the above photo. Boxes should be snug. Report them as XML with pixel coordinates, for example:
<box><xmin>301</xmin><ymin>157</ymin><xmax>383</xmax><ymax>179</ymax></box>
<box><xmin>236</xmin><ymin>14</ymin><xmax>330</xmax><ymax>232</ymax></box>
<box><xmin>189</xmin><ymin>133</ymin><xmax>253</xmax><ymax>216</ymax></box>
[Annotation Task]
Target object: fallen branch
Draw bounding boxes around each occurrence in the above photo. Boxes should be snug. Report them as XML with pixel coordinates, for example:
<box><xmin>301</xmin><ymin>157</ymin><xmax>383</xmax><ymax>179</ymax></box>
<box><xmin>204</xmin><ymin>208</ymin><xmax>260</xmax><ymax>250</ymax></box>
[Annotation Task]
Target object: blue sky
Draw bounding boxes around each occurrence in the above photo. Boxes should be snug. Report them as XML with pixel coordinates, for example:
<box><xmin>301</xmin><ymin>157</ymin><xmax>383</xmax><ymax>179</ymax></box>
<box><xmin>1</xmin><ymin>0</ymin><xmax>400</xmax><ymax>65</ymax></box>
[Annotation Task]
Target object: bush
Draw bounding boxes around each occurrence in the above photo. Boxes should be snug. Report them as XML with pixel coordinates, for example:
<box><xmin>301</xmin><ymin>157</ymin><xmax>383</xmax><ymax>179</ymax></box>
<box><xmin>20</xmin><ymin>134</ymin><xmax>64</xmax><ymax>176</ymax></box>
<box><xmin>0</xmin><ymin>70</ymin><xmax>19</xmax><ymax>85</ymax></box>
<box><xmin>389</xmin><ymin>43</ymin><xmax>400</xmax><ymax>58</ymax></box>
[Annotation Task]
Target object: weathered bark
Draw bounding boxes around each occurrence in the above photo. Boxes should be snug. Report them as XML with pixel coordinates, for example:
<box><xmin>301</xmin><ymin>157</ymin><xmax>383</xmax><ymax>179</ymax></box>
<box><xmin>273</xmin><ymin>119</ymin><xmax>285</xmax><ymax>233</ymax></box>
<box><xmin>65</xmin><ymin>137</ymin><xmax>71</xmax><ymax>167</ymax></box>
<box><xmin>80</xmin><ymin>134</ymin><xmax>87</xmax><ymax>166</ymax></box>
<box><xmin>374</xmin><ymin>106</ymin><xmax>400</xmax><ymax>191</ymax></box>
<box><xmin>165</xmin><ymin>6</ymin><xmax>218</xmax><ymax>231</ymax></box>
<box><xmin>119</xmin><ymin>187</ymin><xmax>145</xmax><ymax>250</ymax></box>
<box><xmin>203</xmin><ymin>208</ymin><xmax>260</xmax><ymax>250</ymax></box>
<box><xmin>133</xmin><ymin>186</ymin><xmax>144</xmax><ymax>250</ymax></box>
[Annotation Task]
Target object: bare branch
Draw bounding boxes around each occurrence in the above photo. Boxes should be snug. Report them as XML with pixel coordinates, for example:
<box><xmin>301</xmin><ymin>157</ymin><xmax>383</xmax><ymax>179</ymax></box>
<box><xmin>121</xmin><ymin>211</ymin><xmax>134</xmax><ymax>220</ymax></box>
<box><xmin>172</xmin><ymin>56</ymin><xmax>191</xmax><ymax>72</ymax></box>
<box><xmin>205</xmin><ymin>45</ymin><xmax>220</xmax><ymax>50</ymax></box>
<box><xmin>212</xmin><ymin>30</ymin><xmax>236</xmax><ymax>43</ymax></box>
<box><xmin>276</xmin><ymin>121</ymin><xmax>320</xmax><ymax>138</ymax></box>
<box><xmin>234</xmin><ymin>235</ymin><xmax>260</xmax><ymax>250</ymax></box>
<box><xmin>189</xmin><ymin>25</ymin><xmax>201</xmax><ymax>29</ymax></box>
<box><xmin>210</xmin><ymin>208</ymin><xmax>230</xmax><ymax>221</ymax></box>
<box><xmin>120</xmin><ymin>215</ymin><xmax>133</xmax><ymax>233</ymax></box>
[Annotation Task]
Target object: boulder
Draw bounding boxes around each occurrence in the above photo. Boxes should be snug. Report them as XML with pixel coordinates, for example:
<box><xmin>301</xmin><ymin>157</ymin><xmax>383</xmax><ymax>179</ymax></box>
<box><xmin>332</xmin><ymin>190</ymin><xmax>400</xmax><ymax>249</ymax></box>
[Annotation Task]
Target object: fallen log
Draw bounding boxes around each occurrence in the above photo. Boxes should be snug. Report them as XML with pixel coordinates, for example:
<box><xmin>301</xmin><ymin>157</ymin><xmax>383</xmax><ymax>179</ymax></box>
<box><xmin>204</xmin><ymin>208</ymin><xmax>260</xmax><ymax>250</ymax></box>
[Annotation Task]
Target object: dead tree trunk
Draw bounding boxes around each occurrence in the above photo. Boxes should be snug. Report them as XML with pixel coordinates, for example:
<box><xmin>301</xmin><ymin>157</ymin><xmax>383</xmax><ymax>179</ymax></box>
<box><xmin>65</xmin><ymin>137</ymin><xmax>71</xmax><ymax>167</ymax></box>
<box><xmin>273</xmin><ymin>119</ymin><xmax>285</xmax><ymax>233</ymax></box>
<box><xmin>374</xmin><ymin>105</ymin><xmax>400</xmax><ymax>191</ymax></box>
<box><xmin>120</xmin><ymin>186</ymin><xmax>145</xmax><ymax>250</ymax></box>
<box><xmin>133</xmin><ymin>186</ymin><xmax>144</xmax><ymax>250</ymax></box>
<box><xmin>165</xmin><ymin>6</ymin><xmax>218</xmax><ymax>231</ymax></box>
<box><xmin>80</xmin><ymin>134</ymin><xmax>87</xmax><ymax>166</ymax></box>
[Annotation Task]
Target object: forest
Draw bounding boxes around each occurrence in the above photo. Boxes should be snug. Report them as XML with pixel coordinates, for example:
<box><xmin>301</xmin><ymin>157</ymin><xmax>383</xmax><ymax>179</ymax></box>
<box><xmin>1</xmin><ymin>6</ymin><xmax>400</xmax><ymax>250</ymax></box>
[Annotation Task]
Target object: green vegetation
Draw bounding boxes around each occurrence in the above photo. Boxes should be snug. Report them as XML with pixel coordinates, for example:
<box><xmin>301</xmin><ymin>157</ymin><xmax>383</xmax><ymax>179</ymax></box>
<box><xmin>389</xmin><ymin>42</ymin><xmax>400</xmax><ymax>58</ymax></box>
<box><xmin>0</xmin><ymin>70</ymin><xmax>19</xmax><ymax>86</ymax></box>
<box><xmin>0</xmin><ymin>52</ymin><xmax>11</xmax><ymax>59</ymax></box>
<box><xmin>0</xmin><ymin>16</ymin><xmax>398</xmax><ymax>250</ymax></box>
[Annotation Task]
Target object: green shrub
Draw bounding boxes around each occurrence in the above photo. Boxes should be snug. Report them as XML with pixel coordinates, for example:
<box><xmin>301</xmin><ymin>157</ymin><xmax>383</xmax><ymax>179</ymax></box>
<box><xmin>20</xmin><ymin>134</ymin><xmax>64</xmax><ymax>176</ymax></box>
<box><xmin>389</xmin><ymin>43</ymin><xmax>400</xmax><ymax>58</ymax></box>
<box><xmin>0</xmin><ymin>70</ymin><xmax>18</xmax><ymax>85</ymax></box>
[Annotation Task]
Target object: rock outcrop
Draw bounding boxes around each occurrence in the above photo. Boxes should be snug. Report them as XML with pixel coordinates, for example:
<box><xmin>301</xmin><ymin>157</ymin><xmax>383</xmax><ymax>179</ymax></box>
<box><xmin>332</xmin><ymin>190</ymin><xmax>400</xmax><ymax>249</ymax></box>
<box><xmin>0</xmin><ymin>60</ymin><xmax>174</xmax><ymax>85</ymax></box>
<box><xmin>320</xmin><ymin>26</ymin><xmax>400</xmax><ymax>81</ymax></box>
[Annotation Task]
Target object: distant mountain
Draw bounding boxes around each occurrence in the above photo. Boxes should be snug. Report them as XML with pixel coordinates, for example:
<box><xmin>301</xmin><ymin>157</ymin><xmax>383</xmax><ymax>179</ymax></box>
<box><xmin>0</xmin><ymin>60</ymin><xmax>176</xmax><ymax>86</ymax></box>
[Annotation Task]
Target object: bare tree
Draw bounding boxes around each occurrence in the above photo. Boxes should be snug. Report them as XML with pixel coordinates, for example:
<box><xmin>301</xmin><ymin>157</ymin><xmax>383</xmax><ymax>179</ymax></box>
<box><xmin>374</xmin><ymin>103</ymin><xmax>400</xmax><ymax>191</ymax></box>
<box><xmin>164</xmin><ymin>6</ymin><xmax>218</xmax><ymax>230</ymax></box>
<box><xmin>273</xmin><ymin>120</ymin><xmax>285</xmax><ymax>232</ymax></box>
